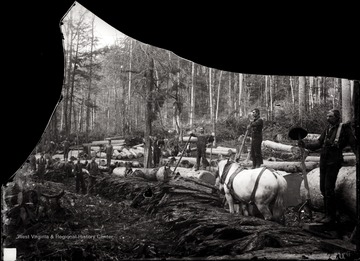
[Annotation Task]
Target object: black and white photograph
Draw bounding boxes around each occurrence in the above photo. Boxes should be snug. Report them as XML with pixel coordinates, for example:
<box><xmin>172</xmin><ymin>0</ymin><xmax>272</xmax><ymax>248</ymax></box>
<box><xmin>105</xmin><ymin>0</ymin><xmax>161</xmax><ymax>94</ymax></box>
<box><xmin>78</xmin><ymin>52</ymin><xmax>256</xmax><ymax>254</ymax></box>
<box><xmin>2</xmin><ymin>1</ymin><xmax>359</xmax><ymax>260</ymax></box>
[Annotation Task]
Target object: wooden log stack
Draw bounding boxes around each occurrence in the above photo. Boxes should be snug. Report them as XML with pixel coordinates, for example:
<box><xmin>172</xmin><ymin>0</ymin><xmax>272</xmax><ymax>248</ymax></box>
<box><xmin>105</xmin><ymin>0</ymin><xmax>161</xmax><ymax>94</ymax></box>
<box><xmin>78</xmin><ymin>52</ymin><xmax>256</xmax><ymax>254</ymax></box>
<box><xmin>112</xmin><ymin>166</ymin><xmax>216</xmax><ymax>185</ymax></box>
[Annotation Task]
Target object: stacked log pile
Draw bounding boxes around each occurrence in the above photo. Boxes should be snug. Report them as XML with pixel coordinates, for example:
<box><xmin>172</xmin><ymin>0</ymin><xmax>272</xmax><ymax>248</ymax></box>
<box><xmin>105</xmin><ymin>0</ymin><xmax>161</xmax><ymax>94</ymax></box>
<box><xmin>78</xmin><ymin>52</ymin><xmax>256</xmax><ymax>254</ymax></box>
<box><xmin>4</xmin><ymin>164</ymin><xmax>351</xmax><ymax>259</ymax></box>
<box><xmin>92</xmin><ymin>175</ymin><xmax>332</xmax><ymax>258</ymax></box>
<box><xmin>112</xmin><ymin>167</ymin><xmax>216</xmax><ymax>185</ymax></box>
<box><xmin>95</xmin><ymin>145</ymin><xmax>144</xmax><ymax>160</ymax></box>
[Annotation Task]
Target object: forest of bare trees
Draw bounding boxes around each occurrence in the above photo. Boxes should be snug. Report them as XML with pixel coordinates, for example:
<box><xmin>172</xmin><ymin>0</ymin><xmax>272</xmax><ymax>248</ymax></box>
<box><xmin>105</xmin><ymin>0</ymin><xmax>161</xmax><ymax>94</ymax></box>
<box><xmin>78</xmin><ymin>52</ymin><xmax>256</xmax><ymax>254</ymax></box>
<box><xmin>42</xmin><ymin>5</ymin><xmax>356</xmax><ymax>150</ymax></box>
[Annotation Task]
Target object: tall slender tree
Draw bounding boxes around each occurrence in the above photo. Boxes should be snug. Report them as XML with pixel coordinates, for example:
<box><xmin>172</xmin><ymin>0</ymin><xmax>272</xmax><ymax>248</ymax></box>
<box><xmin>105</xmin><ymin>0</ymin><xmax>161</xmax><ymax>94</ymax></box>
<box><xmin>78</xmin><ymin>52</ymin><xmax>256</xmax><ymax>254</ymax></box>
<box><xmin>298</xmin><ymin>76</ymin><xmax>306</xmax><ymax>124</ymax></box>
<box><xmin>341</xmin><ymin>78</ymin><xmax>352</xmax><ymax>123</ymax></box>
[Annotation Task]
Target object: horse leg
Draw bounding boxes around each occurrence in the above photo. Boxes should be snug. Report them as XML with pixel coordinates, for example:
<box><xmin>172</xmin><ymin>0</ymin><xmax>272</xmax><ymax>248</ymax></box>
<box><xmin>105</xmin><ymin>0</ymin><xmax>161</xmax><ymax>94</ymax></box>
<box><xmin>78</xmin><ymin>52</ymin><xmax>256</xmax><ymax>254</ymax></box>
<box><xmin>225</xmin><ymin>193</ymin><xmax>235</xmax><ymax>214</ymax></box>
<box><xmin>234</xmin><ymin>203</ymin><xmax>240</xmax><ymax>214</ymax></box>
<box><xmin>241</xmin><ymin>203</ymin><xmax>249</xmax><ymax>216</ymax></box>
<box><xmin>256</xmin><ymin>203</ymin><xmax>273</xmax><ymax>221</ymax></box>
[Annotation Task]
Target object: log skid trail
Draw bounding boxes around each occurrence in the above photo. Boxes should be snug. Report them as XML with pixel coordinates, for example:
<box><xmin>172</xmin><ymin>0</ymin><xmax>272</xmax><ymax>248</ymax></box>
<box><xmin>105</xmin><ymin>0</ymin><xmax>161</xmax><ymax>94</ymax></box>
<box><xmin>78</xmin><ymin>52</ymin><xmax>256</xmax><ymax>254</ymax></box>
<box><xmin>2</xmin><ymin>162</ymin><xmax>357</xmax><ymax>260</ymax></box>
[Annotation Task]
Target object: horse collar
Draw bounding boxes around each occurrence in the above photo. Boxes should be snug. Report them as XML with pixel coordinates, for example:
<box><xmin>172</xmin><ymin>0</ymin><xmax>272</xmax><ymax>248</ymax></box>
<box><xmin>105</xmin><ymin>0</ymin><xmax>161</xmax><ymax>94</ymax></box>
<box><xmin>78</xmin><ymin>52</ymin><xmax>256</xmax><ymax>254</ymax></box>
<box><xmin>248</xmin><ymin>167</ymin><xmax>267</xmax><ymax>205</ymax></box>
<box><xmin>226</xmin><ymin>166</ymin><xmax>245</xmax><ymax>203</ymax></box>
<box><xmin>220</xmin><ymin>161</ymin><xmax>234</xmax><ymax>184</ymax></box>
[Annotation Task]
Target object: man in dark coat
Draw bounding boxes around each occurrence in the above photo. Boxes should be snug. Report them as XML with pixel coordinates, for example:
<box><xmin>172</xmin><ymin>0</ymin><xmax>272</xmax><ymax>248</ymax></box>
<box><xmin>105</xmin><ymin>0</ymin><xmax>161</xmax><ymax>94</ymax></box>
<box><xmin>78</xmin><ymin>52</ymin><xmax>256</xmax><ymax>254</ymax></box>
<box><xmin>63</xmin><ymin>138</ymin><xmax>70</xmax><ymax>161</ymax></box>
<box><xmin>298</xmin><ymin>109</ymin><xmax>358</xmax><ymax>224</ymax></box>
<box><xmin>191</xmin><ymin>127</ymin><xmax>214</xmax><ymax>171</ymax></box>
<box><xmin>247</xmin><ymin>108</ymin><xmax>264</xmax><ymax>169</ymax></box>
<box><xmin>74</xmin><ymin>158</ymin><xmax>86</xmax><ymax>194</ymax></box>
<box><xmin>153</xmin><ymin>136</ymin><xmax>165</xmax><ymax>167</ymax></box>
<box><xmin>36</xmin><ymin>152</ymin><xmax>47</xmax><ymax>183</ymax></box>
<box><xmin>87</xmin><ymin>157</ymin><xmax>99</xmax><ymax>194</ymax></box>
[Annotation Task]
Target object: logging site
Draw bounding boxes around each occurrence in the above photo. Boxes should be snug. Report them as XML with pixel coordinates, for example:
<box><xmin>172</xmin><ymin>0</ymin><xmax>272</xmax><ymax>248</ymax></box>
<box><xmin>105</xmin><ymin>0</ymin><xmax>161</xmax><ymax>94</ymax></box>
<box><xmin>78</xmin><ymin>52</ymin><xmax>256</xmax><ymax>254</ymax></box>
<box><xmin>2</xmin><ymin>2</ymin><xmax>360</xmax><ymax>261</ymax></box>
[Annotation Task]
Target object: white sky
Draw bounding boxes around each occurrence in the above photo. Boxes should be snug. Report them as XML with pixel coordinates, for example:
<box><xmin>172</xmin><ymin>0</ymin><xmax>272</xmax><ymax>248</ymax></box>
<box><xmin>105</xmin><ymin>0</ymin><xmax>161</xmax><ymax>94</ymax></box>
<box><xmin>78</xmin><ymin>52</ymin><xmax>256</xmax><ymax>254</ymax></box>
<box><xmin>93</xmin><ymin>12</ymin><xmax>126</xmax><ymax>48</ymax></box>
<box><xmin>64</xmin><ymin>2</ymin><xmax>126</xmax><ymax>48</ymax></box>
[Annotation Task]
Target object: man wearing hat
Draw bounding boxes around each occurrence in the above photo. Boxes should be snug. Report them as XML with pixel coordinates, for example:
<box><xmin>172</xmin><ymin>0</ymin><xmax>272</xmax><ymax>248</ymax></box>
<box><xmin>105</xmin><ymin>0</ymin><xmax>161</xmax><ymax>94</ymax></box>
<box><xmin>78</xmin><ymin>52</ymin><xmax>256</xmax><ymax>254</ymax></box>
<box><xmin>63</xmin><ymin>138</ymin><xmax>70</xmax><ymax>161</ymax></box>
<box><xmin>74</xmin><ymin>158</ymin><xmax>86</xmax><ymax>194</ymax></box>
<box><xmin>87</xmin><ymin>157</ymin><xmax>99</xmax><ymax>194</ymax></box>
<box><xmin>298</xmin><ymin>109</ymin><xmax>358</xmax><ymax>224</ymax></box>
<box><xmin>191</xmin><ymin>127</ymin><xmax>215</xmax><ymax>171</ymax></box>
<box><xmin>247</xmin><ymin>108</ymin><xmax>264</xmax><ymax>169</ymax></box>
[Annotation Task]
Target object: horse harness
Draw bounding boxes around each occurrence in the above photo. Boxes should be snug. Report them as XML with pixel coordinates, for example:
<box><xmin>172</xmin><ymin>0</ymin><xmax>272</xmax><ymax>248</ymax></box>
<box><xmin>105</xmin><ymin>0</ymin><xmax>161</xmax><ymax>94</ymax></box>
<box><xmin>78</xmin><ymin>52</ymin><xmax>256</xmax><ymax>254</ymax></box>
<box><xmin>220</xmin><ymin>161</ymin><xmax>268</xmax><ymax>205</ymax></box>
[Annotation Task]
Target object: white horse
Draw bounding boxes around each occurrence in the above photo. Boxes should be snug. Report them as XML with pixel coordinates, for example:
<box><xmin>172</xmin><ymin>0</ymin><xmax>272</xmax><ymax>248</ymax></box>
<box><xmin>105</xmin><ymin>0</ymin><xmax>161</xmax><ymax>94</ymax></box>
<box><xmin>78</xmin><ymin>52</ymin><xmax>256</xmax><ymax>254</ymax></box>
<box><xmin>215</xmin><ymin>159</ymin><xmax>287</xmax><ymax>223</ymax></box>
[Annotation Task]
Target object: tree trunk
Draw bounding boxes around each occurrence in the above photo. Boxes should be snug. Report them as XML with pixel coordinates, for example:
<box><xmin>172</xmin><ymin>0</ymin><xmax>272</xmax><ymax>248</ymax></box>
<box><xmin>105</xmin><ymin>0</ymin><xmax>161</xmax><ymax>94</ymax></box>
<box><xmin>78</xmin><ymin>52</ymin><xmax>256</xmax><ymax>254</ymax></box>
<box><xmin>309</xmin><ymin>76</ymin><xmax>314</xmax><ymax>110</ymax></box>
<box><xmin>228</xmin><ymin>72</ymin><xmax>232</xmax><ymax>114</ymax></box>
<box><xmin>265</xmin><ymin>76</ymin><xmax>269</xmax><ymax>120</ymax></box>
<box><xmin>269</xmin><ymin>76</ymin><xmax>274</xmax><ymax>121</ymax></box>
<box><xmin>127</xmin><ymin>38</ymin><xmax>133</xmax><ymax>133</ymax></box>
<box><xmin>85</xmin><ymin>16</ymin><xmax>95</xmax><ymax>142</ymax></box>
<box><xmin>63</xmin><ymin>12</ymin><xmax>74</xmax><ymax>137</ymax></box>
<box><xmin>190</xmin><ymin>61</ymin><xmax>195</xmax><ymax>128</ymax></box>
<box><xmin>238</xmin><ymin>73</ymin><xmax>243</xmax><ymax>117</ymax></box>
<box><xmin>341</xmin><ymin>78</ymin><xmax>352</xmax><ymax>122</ymax></box>
<box><xmin>298</xmin><ymin>76</ymin><xmax>306</xmax><ymax>124</ymax></box>
<box><xmin>289</xmin><ymin>76</ymin><xmax>295</xmax><ymax>106</ymax></box>
<box><xmin>215</xmin><ymin>70</ymin><xmax>223</xmax><ymax>123</ymax></box>
<box><xmin>209</xmin><ymin>68</ymin><xmax>213</xmax><ymax>122</ymax></box>
<box><xmin>67</xmin><ymin>30</ymin><xmax>80</xmax><ymax>137</ymax></box>
<box><xmin>143</xmin><ymin>58</ymin><xmax>155</xmax><ymax>168</ymax></box>
<box><xmin>316</xmin><ymin>77</ymin><xmax>322</xmax><ymax>104</ymax></box>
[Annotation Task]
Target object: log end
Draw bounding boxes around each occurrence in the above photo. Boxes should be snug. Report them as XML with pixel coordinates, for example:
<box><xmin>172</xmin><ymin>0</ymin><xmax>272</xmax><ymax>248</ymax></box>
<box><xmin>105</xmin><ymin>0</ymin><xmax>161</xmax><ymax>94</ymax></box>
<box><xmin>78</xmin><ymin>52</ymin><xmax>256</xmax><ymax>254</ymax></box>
<box><xmin>198</xmin><ymin>171</ymin><xmax>216</xmax><ymax>185</ymax></box>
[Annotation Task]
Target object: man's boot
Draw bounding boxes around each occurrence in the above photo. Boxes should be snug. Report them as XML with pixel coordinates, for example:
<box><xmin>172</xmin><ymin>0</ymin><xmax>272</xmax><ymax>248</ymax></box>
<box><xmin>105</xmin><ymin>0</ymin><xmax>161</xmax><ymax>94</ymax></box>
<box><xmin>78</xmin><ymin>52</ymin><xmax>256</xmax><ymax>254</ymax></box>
<box><xmin>321</xmin><ymin>196</ymin><xmax>336</xmax><ymax>224</ymax></box>
<box><xmin>314</xmin><ymin>197</ymin><xmax>326</xmax><ymax>222</ymax></box>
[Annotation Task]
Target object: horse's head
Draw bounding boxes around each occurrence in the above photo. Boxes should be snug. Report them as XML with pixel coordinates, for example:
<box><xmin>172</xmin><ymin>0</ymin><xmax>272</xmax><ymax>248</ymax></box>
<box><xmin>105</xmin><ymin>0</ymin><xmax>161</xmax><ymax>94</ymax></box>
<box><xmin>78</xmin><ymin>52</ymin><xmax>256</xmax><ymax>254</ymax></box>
<box><xmin>215</xmin><ymin>159</ymin><xmax>228</xmax><ymax>191</ymax></box>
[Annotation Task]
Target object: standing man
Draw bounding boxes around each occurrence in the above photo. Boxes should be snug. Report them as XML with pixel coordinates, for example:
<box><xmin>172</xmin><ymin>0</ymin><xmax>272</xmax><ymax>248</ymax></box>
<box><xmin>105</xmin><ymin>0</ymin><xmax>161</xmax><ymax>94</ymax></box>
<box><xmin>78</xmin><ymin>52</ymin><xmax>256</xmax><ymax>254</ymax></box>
<box><xmin>247</xmin><ymin>108</ymin><xmax>264</xmax><ymax>169</ymax></box>
<box><xmin>191</xmin><ymin>127</ymin><xmax>214</xmax><ymax>171</ymax></box>
<box><xmin>298</xmin><ymin>109</ymin><xmax>358</xmax><ymax>224</ymax></box>
<box><xmin>36</xmin><ymin>152</ymin><xmax>47</xmax><ymax>183</ymax></box>
<box><xmin>63</xmin><ymin>138</ymin><xmax>70</xmax><ymax>162</ymax></box>
<box><xmin>153</xmin><ymin>136</ymin><xmax>165</xmax><ymax>167</ymax></box>
<box><xmin>74</xmin><ymin>158</ymin><xmax>86</xmax><ymax>194</ymax></box>
<box><xmin>87</xmin><ymin>157</ymin><xmax>99</xmax><ymax>194</ymax></box>
<box><xmin>105</xmin><ymin>139</ymin><xmax>113</xmax><ymax>169</ymax></box>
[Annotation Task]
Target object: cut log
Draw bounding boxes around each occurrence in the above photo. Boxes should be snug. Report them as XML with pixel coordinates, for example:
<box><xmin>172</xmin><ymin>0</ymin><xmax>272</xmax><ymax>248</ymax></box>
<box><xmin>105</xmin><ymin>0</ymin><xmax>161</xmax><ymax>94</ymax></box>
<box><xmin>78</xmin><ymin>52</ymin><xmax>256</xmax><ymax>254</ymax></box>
<box><xmin>299</xmin><ymin>167</ymin><xmax>356</xmax><ymax>218</ymax></box>
<box><xmin>96</xmin><ymin>152</ymin><xmax>107</xmax><ymax>158</ymax></box>
<box><xmin>113</xmin><ymin>150</ymin><xmax>121</xmax><ymax>157</ymax></box>
<box><xmin>113</xmin><ymin>145</ymin><xmax>124</xmax><ymax>151</ymax></box>
<box><xmin>90</xmin><ymin>146</ymin><xmax>101</xmax><ymax>152</ymax></box>
<box><xmin>168</xmin><ymin>156</ymin><xmax>218</xmax><ymax>170</ymax></box>
<box><xmin>112</xmin><ymin>166</ymin><xmax>216</xmax><ymax>185</ymax></box>
<box><xmin>205</xmin><ymin>147</ymin><xmax>236</xmax><ymax>156</ymax></box>
<box><xmin>105</xmin><ymin>136</ymin><xmax>124</xmax><ymax>140</ymax></box>
<box><xmin>180</xmin><ymin>136</ymin><xmax>198</xmax><ymax>142</ymax></box>
<box><xmin>172</xmin><ymin>167</ymin><xmax>216</xmax><ymax>185</ymax></box>
<box><xmin>241</xmin><ymin>160</ymin><xmax>318</xmax><ymax>173</ymax></box>
<box><xmin>128</xmin><ymin>148</ymin><xmax>142</xmax><ymax>158</ymax></box>
<box><xmin>90</xmin><ymin>139</ymin><xmax>125</xmax><ymax>146</ymax></box>
<box><xmin>262</xmin><ymin>140</ymin><xmax>306</xmax><ymax>158</ymax></box>
<box><xmin>112</xmin><ymin>167</ymin><xmax>158</xmax><ymax>181</ymax></box>
<box><xmin>132</xmin><ymin>146</ymin><xmax>144</xmax><ymax>154</ymax></box>
<box><xmin>305</xmin><ymin>155</ymin><xmax>356</xmax><ymax>166</ymax></box>
<box><xmin>121</xmin><ymin>148</ymin><xmax>134</xmax><ymax>159</ymax></box>
<box><xmin>133</xmin><ymin>143</ymin><xmax>144</xmax><ymax>148</ymax></box>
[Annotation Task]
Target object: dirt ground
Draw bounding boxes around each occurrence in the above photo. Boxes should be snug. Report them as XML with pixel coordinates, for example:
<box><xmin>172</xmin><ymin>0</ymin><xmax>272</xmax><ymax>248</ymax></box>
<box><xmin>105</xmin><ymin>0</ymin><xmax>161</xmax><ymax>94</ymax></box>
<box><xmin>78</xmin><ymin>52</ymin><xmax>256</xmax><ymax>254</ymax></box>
<box><xmin>2</xmin><ymin>164</ymin><xmax>358</xmax><ymax>260</ymax></box>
